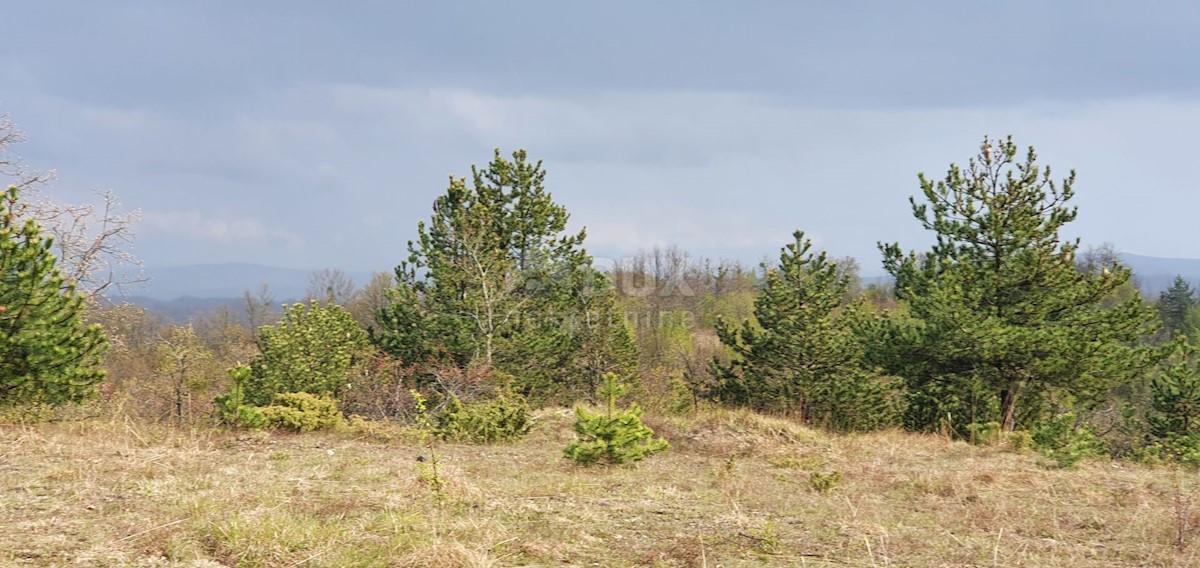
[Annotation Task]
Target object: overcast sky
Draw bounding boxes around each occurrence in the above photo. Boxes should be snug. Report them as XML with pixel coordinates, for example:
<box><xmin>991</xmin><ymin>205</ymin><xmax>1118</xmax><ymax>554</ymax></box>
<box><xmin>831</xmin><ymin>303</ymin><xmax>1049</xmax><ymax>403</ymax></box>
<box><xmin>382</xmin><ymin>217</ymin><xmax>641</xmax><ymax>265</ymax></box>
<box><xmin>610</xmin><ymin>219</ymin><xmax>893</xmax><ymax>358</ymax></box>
<box><xmin>3</xmin><ymin>1</ymin><xmax>1198</xmax><ymax>276</ymax></box>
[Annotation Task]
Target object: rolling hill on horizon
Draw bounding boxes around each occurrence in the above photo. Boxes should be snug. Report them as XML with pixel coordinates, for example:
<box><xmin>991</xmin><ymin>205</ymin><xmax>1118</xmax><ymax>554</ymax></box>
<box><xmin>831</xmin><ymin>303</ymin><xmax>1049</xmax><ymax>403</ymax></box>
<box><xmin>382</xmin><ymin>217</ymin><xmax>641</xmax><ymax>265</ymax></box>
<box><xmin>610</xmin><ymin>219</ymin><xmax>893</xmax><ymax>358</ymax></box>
<box><xmin>115</xmin><ymin>253</ymin><xmax>1200</xmax><ymax>321</ymax></box>
<box><xmin>133</xmin><ymin>263</ymin><xmax>378</xmax><ymax>302</ymax></box>
<box><xmin>1117</xmin><ymin>253</ymin><xmax>1200</xmax><ymax>294</ymax></box>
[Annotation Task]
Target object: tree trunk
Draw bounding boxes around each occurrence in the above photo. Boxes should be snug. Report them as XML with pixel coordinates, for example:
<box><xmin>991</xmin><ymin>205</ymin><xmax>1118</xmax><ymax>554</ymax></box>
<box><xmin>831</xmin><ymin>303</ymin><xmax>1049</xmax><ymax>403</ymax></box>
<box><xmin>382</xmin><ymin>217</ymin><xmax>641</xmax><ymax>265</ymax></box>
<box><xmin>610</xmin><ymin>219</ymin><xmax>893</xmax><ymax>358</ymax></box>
<box><xmin>999</xmin><ymin>388</ymin><xmax>1018</xmax><ymax>432</ymax></box>
<box><xmin>484</xmin><ymin>332</ymin><xmax>493</xmax><ymax>366</ymax></box>
<box><xmin>175</xmin><ymin>380</ymin><xmax>184</xmax><ymax>422</ymax></box>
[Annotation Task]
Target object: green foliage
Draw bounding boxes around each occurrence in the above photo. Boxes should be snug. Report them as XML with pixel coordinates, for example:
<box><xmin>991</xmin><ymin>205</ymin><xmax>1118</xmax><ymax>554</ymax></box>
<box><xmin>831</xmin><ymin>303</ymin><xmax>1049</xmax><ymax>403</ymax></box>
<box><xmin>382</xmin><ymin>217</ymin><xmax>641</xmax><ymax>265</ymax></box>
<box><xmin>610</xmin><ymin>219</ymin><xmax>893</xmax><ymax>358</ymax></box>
<box><xmin>564</xmin><ymin>373</ymin><xmax>669</xmax><ymax>465</ymax></box>
<box><xmin>246</xmin><ymin>301</ymin><xmax>368</xmax><ymax>405</ymax></box>
<box><xmin>410</xmin><ymin>390</ymin><xmax>447</xmax><ymax>505</ymax></box>
<box><xmin>259</xmin><ymin>392</ymin><xmax>342</xmax><ymax>432</ymax></box>
<box><xmin>875</xmin><ymin>137</ymin><xmax>1159</xmax><ymax>433</ymax></box>
<box><xmin>667</xmin><ymin>374</ymin><xmax>696</xmax><ymax>414</ymax></box>
<box><xmin>1007</xmin><ymin>430</ymin><xmax>1034</xmax><ymax>452</ymax></box>
<box><xmin>215</xmin><ymin>365</ymin><xmax>265</xmax><ymax>430</ymax></box>
<box><xmin>0</xmin><ymin>402</ymin><xmax>57</xmax><ymax>424</ymax></box>
<box><xmin>1135</xmin><ymin>435</ymin><xmax>1200</xmax><ymax>468</ymax></box>
<box><xmin>559</xmin><ymin>271</ymin><xmax>639</xmax><ymax>402</ymax></box>
<box><xmin>807</xmin><ymin>470</ymin><xmax>843</xmax><ymax>493</ymax></box>
<box><xmin>966</xmin><ymin>421</ymin><xmax>1004</xmax><ymax>446</ymax></box>
<box><xmin>155</xmin><ymin>324</ymin><xmax>217</xmax><ymax>422</ymax></box>
<box><xmin>374</xmin><ymin>150</ymin><xmax>635</xmax><ymax>405</ymax></box>
<box><xmin>1158</xmin><ymin>276</ymin><xmax>1198</xmax><ymax>340</ymax></box>
<box><xmin>1031</xmin><ymin>413</ymin><xmax>1105</xmax><ymax>468</ymax></box>
<box><xmin>0</xmin><ymin>185</ymin><xmax>108</xmax><ymax>405</ymax></box>
<box><xmin>1151</xmin><ymin>342</ymin><xmax>1200</xmax><ymax>441</ymax></box>
<box><xmin>434</xmin><ymin>391</ymin><xmax>533</xmax><ymax>444</ymax></box>
<box><xmin>748</xmin><ymin>520</ymin><xmax>781</xmax><ymax>555</ymax></box>
<box><xmin>712</xmin><ymin>231</ymin><xmax>896</xmax><ymax>431</ymax></box>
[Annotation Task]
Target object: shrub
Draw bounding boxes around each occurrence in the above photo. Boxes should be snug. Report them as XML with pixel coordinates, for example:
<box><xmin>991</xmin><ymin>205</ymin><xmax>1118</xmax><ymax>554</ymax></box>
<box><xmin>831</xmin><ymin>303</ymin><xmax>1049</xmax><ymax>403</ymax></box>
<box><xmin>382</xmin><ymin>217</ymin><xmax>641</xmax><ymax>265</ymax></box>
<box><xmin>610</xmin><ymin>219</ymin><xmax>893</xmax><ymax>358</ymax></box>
<box><xmin>1032</xmin><ymin>413</ymin><xmax>1105</xmax><ymax>468</ymax></box>
<box><xmin>807</xmin><ymin>470</ymin><xmax>842</xmax><ymax>493</ymax></box>
<box><xmin>345</xmin><ymin>414</ymin><xmax>403</xmax><ymax>443</ymax></box>
<box><xmin>1007</xmin><ymin>430</ymin><xmax>1034</xmax><ymax>452</ymax></box>
<box><xmin>260</xmin><ymin>392</ymin><xmax>342</xmax><ymax>432</ymax></box>
<box><xmin>1136</xmin><ymin>435</ymin><xmax>1200</xmax><ymax>468</ymax></box>
<box><xmin>245</xmin><ymin>302</ymin><xmax>368</xmax><ymax>405</ymax></box>
<box><xmin>215</xmin><ymin>365</ymin><xmax>266</xmax><ymax>430</ymax></box>
<box><xmin>435</xmin><ymin>391</ymin><xmax>533</xmax><ymax>444</ymax></box>
<box><xmin>1151</xmin><ymin>343</ymin><xmax>1200</xmax><ymax>441</ymax></box>
<box><xmin>410</xmin><ymin>390</ymin><xmax>447</xmax><ymax>505</ymax></box>
<box><xmin>966</xmin><ymin>421</ymin><xmax>1003</xmax><ymax>445</ymax></box>
<box><xmin>564</xmin><ymin>373</ymin><xmax>669</xmax><ymax>465</ymax></box>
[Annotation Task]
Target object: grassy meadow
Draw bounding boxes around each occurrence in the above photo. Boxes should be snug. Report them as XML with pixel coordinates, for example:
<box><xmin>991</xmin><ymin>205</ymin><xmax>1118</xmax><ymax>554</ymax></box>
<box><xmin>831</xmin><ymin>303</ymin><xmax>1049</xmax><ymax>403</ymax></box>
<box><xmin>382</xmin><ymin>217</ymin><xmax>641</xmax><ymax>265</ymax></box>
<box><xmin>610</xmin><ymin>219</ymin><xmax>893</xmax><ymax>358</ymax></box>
<box><xmin>2</xmin><ymin>408</ymin><xmax>1197</xmax><ymax>567</ymax></box>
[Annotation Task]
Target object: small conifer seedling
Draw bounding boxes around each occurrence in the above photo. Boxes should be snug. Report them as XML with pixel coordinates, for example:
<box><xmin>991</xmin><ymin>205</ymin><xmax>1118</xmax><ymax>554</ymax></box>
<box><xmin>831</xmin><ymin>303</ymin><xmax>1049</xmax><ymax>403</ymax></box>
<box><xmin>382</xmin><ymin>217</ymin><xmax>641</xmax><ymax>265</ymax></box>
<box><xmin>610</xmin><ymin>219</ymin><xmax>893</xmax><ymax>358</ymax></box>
<box><xmin>564</xmin><ymin>373</ymin><xmax>668</xmax><ymax>465</ymax></box>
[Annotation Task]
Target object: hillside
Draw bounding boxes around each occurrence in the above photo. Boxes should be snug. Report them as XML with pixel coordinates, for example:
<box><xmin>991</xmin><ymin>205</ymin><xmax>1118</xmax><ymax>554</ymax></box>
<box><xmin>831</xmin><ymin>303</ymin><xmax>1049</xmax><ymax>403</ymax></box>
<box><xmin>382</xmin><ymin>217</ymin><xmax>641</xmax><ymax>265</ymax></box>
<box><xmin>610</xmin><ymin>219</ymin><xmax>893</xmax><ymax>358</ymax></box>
<box><xmin>3</xmin><ymin>409</ymin><xmax>1195</xmax><ymax>567</ymax></box>
<box><xmin>1121</xmin><ymin>253</ymin><xmax>1200</xmax><ymax>296</ymax></box>
<box><xmin>123</xmin><ymin>254</ymin><xmax>1200</xmax><ymax>308</ymax></box>
<box><xmin>136</xmin><ymin>264</ymin><xmax>376</xmax><ymax>302</ymax></box>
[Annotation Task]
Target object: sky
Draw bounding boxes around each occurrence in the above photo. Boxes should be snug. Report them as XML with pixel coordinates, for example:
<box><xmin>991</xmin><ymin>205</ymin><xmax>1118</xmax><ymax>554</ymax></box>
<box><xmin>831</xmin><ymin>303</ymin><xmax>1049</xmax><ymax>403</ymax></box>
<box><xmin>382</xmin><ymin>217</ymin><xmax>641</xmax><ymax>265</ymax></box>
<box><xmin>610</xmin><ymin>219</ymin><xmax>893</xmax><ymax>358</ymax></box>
<box><xmin>2</xmin><ymin>1</ymin><xmax>1198</xmax><ymax>276</ymax></box>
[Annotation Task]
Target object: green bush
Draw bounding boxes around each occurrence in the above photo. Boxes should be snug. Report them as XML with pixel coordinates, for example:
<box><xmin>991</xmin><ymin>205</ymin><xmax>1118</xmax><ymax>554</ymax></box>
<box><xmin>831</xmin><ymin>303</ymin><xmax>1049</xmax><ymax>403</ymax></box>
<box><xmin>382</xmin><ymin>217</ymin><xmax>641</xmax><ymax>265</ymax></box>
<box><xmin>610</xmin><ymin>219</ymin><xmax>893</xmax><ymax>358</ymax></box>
<box><xmin>1031</xmin><ymin>413</ymin><xmax>1105</xmax><ymax>468</ymax></box>
<box><xmin>260</xmin><ymin>392</ymin><xmax>342</xmax><ymax>432</ymax></box>
<box><xmin>435</xmin><ymin>391</ymin><xmax>533</xmax><ymax>444</ymax></box>
<box><xmin>245</xmin><ymin>302</ymin><xmax>368</xmax><ymax>405</ymax></box>
<box><xmin>1151</xmin><ymin>343</ymin><xmax>1200</xmax><ymax>441</ymax></box>
<box><xmin>1136</xmin><ymin>435</ymin><xmax>1200</xmax><ymax>468</ymax></box>
<box><xmin>564</xmin><ymin>373</ymin><xmax>669</xmax><ymax>465</ymax></box>
<box><xmin>807</xmin><ymin>470</ymin><xmax>842</xmax><ymax>493</ymax></box>
<box><xmin>1007</xmin><ymin>430</ymin><xmax>1034</xmax><ymax>452</ymax></box>
<box><xmin>215</xmin><ymin>365</ymin><xmax>266</xmax><ymax>430</ymax></box>
<box><xmin>966</xmin><ymin>421</ymin><xmax>1003</xmax><ymax>445</ymax></box>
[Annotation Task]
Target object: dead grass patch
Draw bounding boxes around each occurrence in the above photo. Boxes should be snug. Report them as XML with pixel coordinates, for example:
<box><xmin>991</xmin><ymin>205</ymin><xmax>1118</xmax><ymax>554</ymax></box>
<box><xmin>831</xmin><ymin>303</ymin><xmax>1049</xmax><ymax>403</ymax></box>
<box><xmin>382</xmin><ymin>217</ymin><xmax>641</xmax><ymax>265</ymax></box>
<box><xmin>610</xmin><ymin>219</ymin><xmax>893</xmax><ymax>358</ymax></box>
<box><xmin>2</xmin><ymin>408</ymin><xmax>1198</xmax><ymax>566</ymax></box>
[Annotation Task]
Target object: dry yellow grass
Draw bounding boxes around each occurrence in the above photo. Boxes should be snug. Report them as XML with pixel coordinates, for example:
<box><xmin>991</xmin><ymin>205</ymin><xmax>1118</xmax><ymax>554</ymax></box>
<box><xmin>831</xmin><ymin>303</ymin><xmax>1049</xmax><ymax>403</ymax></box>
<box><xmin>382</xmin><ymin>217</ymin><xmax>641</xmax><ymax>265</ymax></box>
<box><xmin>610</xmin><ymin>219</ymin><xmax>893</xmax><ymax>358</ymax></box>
<box><xmin>2</xmin><ymin>408</ymin><xmax>1197</xmax><ymax>567</ymax></box>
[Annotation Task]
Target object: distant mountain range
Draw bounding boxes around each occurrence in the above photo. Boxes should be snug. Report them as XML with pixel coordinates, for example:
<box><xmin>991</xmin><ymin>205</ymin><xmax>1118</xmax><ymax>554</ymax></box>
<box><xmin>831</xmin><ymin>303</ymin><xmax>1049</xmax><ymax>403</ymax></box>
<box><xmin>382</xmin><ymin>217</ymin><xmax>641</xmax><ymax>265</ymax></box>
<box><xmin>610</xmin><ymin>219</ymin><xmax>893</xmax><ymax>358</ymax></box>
<box><xmin>114</xmin><ymin>254</ymin><xmax>1200</xmax><ymax>320</ymax></box>
<box><xmin>1118</xmin><ymin>253</ymin><xmax>1200</xmax><ymax>296</ymax></box>
<box><xmin>857</xmin><ymin>254</ymin><xmax>1200</xmax><ymax>297</ymax></box>
<box><xmin>134</xmin><ymin>263</ymin><xmax>378</xmax><ymax>301</ymax></box>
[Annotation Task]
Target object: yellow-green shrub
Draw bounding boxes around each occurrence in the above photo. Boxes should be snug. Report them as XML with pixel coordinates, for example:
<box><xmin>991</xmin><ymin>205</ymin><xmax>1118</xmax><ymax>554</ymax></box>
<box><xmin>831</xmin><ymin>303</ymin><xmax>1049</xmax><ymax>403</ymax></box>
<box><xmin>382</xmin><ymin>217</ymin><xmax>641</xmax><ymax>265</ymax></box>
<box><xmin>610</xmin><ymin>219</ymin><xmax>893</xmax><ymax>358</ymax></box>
<box><xmin>260</xmin><ymin>392</ymin><xmax>342</xmax><ymax>432</ymax></box>
<box><xmin>435</xmin><ymin>392</ymin><xmax>533</xmax><ymax>444</ymax></box>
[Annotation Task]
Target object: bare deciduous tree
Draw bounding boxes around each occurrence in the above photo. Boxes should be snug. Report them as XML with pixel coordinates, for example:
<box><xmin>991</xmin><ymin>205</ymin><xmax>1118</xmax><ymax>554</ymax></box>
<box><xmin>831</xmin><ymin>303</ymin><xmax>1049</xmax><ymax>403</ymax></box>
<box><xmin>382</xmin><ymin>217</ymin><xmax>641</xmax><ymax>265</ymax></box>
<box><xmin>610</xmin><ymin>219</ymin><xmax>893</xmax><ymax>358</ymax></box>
<box><xmin>306</xmin><ymin>268</ymin><xmax>357</xmax><ymax>306</ymax></box>
<box><xmin>0</xmin><ymin>113</ymin><xmax>143</xmax><ymax>302</ymax></box>
<box><xmin>346</xmin><ymin>271</ymin><xmax>394</xmax><ymax>329</ymax></box>
<box><xmin>243</xmin><ymin>283</ymin><xmax>280</xmax><ymax>334</ymax></box>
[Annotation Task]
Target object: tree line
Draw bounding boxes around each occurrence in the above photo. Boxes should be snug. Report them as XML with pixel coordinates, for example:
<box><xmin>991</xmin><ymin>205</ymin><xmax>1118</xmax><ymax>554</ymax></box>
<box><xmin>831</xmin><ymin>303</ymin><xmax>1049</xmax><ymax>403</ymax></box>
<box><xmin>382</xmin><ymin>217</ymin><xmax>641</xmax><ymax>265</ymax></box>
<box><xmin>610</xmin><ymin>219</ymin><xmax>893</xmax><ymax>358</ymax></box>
<box><xmin>4</xmin><ymin>128</ymin><xmax>1199</xmax><ymax>465</ymax></box>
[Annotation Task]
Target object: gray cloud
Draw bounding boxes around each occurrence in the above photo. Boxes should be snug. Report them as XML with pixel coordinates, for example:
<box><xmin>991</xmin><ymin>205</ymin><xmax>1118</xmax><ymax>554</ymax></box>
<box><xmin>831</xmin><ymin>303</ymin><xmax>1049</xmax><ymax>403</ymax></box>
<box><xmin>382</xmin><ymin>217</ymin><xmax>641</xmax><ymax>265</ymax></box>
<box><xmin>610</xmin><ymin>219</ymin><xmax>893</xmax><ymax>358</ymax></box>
<box><xmin>1</xmin><ymin>2</ymin><xmax>1197</xmax><ymax>275</ymax></box>
<box><xmin>8</xmin><ymin>2</ymin><xmax>1199</xmax><ymax>109</ymax></box>
<box><xmin>142</xmin><ymin>210</ymin><xmax>304</xmax><ymax>249</ymax></box>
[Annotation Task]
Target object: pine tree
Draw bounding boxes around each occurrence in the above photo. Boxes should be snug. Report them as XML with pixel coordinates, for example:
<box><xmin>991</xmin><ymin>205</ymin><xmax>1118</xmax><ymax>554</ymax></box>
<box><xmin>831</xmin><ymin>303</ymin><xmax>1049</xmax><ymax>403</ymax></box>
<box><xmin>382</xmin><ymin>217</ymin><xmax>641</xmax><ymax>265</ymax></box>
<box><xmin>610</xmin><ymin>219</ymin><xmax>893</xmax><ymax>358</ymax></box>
<box><xmin>564</xmin><ymin>269</ymin><xmax>638</xmax><ymax>401</ymax></box>
<box><xmin>564</xmin><ymin>372</ymin><xmax>669</xmax><ymax>465</ymax></box>
<box><xmin>876</xmin><ymin>137</ymin><xmax>1158</xmax><ymax>433</ymax></box>
<box><xmin>245</xmin><ymin>301</ymin><xmax>368</xmax><ymax>405</ymax></box>
<box><xmin>1158</xmin><ymin>276</ymin><xmax>1196</xmax><ymax>340</ymax></box>
<box><xmin>0</xmin><ymin>186</ymin><xmax>107</xmax><ymax>405</ymax></box>
<box><xmin>375</xmin><ymin>150</ymin><xmax>634</xmax><ymax>403</ymax></box>
<box><xmin>712</xmin><ymin>231</ymin><xmax>893</xmax><ymax>431</ymax></box>
<box><xmin>1150</xmin><ymin>342</ymin><xmax>1200</xmax><ymax>441</ymax></box>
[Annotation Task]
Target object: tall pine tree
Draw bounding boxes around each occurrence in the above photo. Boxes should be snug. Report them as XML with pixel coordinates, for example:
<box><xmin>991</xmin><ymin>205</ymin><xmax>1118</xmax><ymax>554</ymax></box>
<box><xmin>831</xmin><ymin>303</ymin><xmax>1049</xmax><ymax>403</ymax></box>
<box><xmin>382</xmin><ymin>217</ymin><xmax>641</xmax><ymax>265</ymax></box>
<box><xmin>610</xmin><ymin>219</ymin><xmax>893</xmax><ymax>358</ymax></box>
<box><xmin>0</xmin><ymin>186</ymin><xmax>107</xmax><ymax>405</ymax></box>
<box><xmin>876</xmin><ymin>137</ymin><xmax>1157</xmax><ymax>433</ymax></box>
<box><xmin>374</xmin><ymin>150</ymin><xmax>634</xmax><ymax>403</ymax></box>
<box><xmin>712</xmin><ymin>231</ymin><xmax>893</xmax><ymax>431</ymax></box>
<box><xmin>1157</xmin><ymin>275</ymin><xmax>1196</xmax><ymax>340</ymax></box>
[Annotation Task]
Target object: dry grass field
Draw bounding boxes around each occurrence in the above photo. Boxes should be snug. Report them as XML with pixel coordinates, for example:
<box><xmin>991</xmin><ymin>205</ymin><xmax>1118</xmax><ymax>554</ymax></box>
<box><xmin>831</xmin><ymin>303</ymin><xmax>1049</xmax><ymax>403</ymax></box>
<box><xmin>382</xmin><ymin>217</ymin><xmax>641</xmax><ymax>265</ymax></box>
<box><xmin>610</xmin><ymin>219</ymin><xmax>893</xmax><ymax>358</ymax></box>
<box><xmin>2</xmin><ymin>408</ymin><xmax>1197</xmax><ymax>567</ymax></box>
